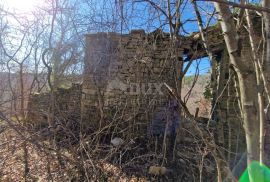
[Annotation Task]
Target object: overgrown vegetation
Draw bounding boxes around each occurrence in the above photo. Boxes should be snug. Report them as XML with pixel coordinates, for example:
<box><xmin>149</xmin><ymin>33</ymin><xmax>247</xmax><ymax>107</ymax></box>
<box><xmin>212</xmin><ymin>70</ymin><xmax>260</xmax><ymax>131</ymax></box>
<box><xmin>1</xmin><ymin>0</ymin><xmax>270</xmax><ymax>181</ymax></box>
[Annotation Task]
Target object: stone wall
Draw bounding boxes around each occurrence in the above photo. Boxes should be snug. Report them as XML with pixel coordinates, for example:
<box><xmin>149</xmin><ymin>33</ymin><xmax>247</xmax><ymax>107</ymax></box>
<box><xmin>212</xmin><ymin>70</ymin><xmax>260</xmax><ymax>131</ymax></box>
<box><xmin>213</xmin><ymin>50</ymin><xmax>246</xmax><ymax>163</ymax></box>
<box><xmin>81</xmin><ymin>30</ymin><xmax>182</xmax><ymax>133</ymax></box>
<box><xmin>26</xmin><ymin>27</ymin><xmax>245</xmax><ymax>143</ymax></box>
<box><xmin>26</xmin><ymin>26</ymin><xmax>249</xmax><ymax>156</ymax></box>
<box><xmin>27</xmin><ymin>84</ymin><xmax>81</xmax><ymax>127</ymax></box>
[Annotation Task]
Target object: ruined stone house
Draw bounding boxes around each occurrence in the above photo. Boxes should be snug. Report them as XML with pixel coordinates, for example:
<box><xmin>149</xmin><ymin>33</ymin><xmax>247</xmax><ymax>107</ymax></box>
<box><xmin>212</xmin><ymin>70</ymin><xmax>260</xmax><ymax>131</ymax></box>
<box><xmin>27</xmin><ymin>25</ymin><xmax>250</xmax><ymax>162</ymax></box>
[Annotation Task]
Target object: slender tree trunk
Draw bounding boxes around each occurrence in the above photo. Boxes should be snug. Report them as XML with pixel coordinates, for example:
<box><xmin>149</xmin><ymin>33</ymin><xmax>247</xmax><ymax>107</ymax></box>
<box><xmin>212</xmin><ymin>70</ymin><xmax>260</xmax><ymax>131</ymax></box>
<box><xmin>262</xmin><ymin>0</ymin><xmax>270</xmax><ymax>72</ymax></box>
<box><xmin>166</xmin><ymin>0</ymin><xmax>184</xmax><ymax>161</ymax></box>
<box><xmin>245</xmin><ymin>9</ymin><xmax>266</xmax><ymax>165</ymax></box>
<box><xmin>19</xmin><ymin>64</ymin><xmax>29</xmax><ymax>181</ymax></box>
<box><xmin>214</xmin><ymin>2</ymin><xmax>260</xmax><ymax>181</ymax></box>
<box><xmin>262</xmin><ymin>0</ymin><xmax>270</xmax><ymax>167</ymax></box>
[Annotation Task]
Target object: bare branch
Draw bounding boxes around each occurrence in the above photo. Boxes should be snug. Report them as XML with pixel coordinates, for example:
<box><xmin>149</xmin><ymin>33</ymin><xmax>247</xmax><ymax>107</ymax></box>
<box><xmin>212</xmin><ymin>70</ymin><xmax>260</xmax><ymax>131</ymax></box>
<box><xmin>197</xmin><ymin>0</ymin><xmax>270</xmax><ymax>13</ymax></box>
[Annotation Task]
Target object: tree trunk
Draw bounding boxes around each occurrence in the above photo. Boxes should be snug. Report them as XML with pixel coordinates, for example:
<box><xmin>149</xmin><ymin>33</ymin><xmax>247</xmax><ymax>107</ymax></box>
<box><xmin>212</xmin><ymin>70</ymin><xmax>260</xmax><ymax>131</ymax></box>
<box><xmin>245</xmin><ymin>9</ymin><xmax>266</xmax><ymax>165</ymax></box>
<box><xmin>262</xmin><ymin>0</ymin><xmax>270</xmax><ymax>167</ymax></box>
<box><xmin>262</xmin><ymin>0</ymin><xmax>270</xmax><ymax>73</ymax></box>
<box><xmin>214</xmin><ymin>2</ymin><xmax>260</xmax><ymax>180</ymax></box>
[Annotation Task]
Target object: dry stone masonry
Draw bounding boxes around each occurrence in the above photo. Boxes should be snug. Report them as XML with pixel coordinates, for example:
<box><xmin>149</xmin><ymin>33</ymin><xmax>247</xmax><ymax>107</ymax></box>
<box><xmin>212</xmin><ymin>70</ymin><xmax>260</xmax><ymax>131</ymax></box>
<box><xmin>81</xmin><ymin>30</ymin><xmax>182</xmax><ymax>132</ymax></box>
<box><xmin>27</xmin><ymin>84</ymin><xmax>81</xmax><ymax>128</ymax></box>
<box><xmin>27</xmin><ymin>27</ymin><xmax>248</xmax><ymax>159</ymax></box>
